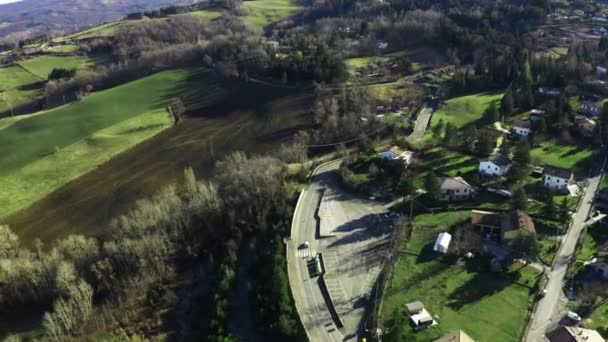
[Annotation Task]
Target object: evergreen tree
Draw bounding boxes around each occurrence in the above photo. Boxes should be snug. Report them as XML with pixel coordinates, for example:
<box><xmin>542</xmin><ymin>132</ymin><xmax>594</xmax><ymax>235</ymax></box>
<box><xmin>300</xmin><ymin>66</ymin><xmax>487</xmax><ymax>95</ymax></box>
<box><xmin>475</xmin><ymin>134</ymin><xmax>493</xmax><ymax>157</ymax></box>
<box><xmin>510</xmin><ymin>233</ymin><xmax>539</xmax><ymax>264</ymax></box>
<box><xmin>543</xmin><ymin>194</ymin><xmax>556</xmax><ymax>219</ymax></box>
<box><xmin>424</xmin><ymin>172</ymin><xmax>441</xmax><ymax>201</ymax></box>
<box><xmin>443</xmin><ymin>123</ymin><xmax>457</xmax><ymax>147</ymax></box>
<box><xmin>513</xmin><ymin>139</ymin><xmax>531</xmax><ymax>166</ymax></box>
<box><xmin>462</xmin><ymin>126</ymin><xmax>478</xmax><ymax>152</ymax></box>
<box><xmin>483</xmin><ymin>101</ymin><xmax>500</xmax><ymax>125</ymax></box>
<box><xmin>501</xmin><ymin>88</ymin><xmax>515</xmax><ymax>117</ymax></box>
<box><xmin>558</xmin><ymin>197</ymin><xmax>571</xmax><ymax>225</ymax></box>
<box><xmin>432</xmin><ymin>119</ymin><xmax>445</xmax><ymax>138</ymax></box>
<box><xmin>511</xmin><ymin>186</ymin><xmax>528</xmax><ymax>210</ymax></box>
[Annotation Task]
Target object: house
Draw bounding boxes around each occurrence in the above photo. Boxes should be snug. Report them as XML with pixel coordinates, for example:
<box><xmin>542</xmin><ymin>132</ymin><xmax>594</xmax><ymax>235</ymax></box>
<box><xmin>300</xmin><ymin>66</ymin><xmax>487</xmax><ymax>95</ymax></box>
<box><xmin>543</xmin><ymin>165</ymin><xmax>574</xmax><ymax>191</ymax></box>
<box><xmin>580</xmin><ymin>100</ymin><xmax>602</xmax><ymax>116</ymax></box>
<box><xmin>380</xmin><ymin>145</ymin><xmax>414</xmax><ymax>164</ymax></box>
<box><xmin>434</xmin><ymin>330</ymin><xmax>476</xmax><ymax>342</ymax></box>
<box><xmin>471</xmin><ymin>210</ymin><xmax>536</xmax><ymax>243</ymax></box>
<box><xmin>433</xmin><ymin>232</ymin><xmax>452</xmax><ymax>254</ymax></box>
<box><xmin>546</xmin><ymin>326</ymin><xmax>605</xmax><ymax>342</ymax></box>
<box><xmin>479</xmin><ymin>153</ymin><xmax>512</xmax><ymax>177</ymax></box>
<box><xmin>405</xmin><ymin>301</ymin><xmax>435</xmax><ymax>329</ymax></box>
<box><xmin>574</xmin><ymin>115</ymin><xmax>597</xmax><ymax>136</ymax></box>
<box><xmin>530</xmin><ymin>109</ymin><xmax>546</xmax><ymax>121</ymax></box>
<box><xmin>376</xmin><ymin>41</ymin><xmax>388</xmax><ymax>49</ymax></box>
<box><xmin>537</xmin><ymin>87</ymin><xmax>561</xmax><ymax>97</ymax></box>
<box><xmin>439</xmin><ymin>177</ymin><xmax>476</xmax><ymax>201</ymax></box>
<box><xmin>512</xmin><ymin>119</ymin><xmax>531</xmax><ymax>137</ymax></box>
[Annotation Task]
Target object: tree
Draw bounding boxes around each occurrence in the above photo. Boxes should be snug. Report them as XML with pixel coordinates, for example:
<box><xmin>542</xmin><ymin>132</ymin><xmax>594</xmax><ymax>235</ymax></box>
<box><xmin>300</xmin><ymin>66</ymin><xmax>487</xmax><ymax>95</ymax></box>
<box><xmin>424</xmin><ymin>172</ymin><xmax>441</xmax><ymax>201</ymax></box>
<box><xmin>543</xmin><ymin>194</ymin><xmax>556</xmax><ymax>219</ymax></box>
<box><xmin>0</xmin><ymin>225</ymin><xmax>19</xmax><ymax>258</ymax></box>
<box><xmin>48</xmin><ymin>68</ymin><xmax>76</xmax><ymax>80</ymax></box>
<box><xmin>475</xmin><ymin>134</ymin><xmax>493</xmax><ymax>157</ymax></box>
<box><xmin>483</xmin><ymin>101</ymin><xmax>500</xmax><ymax>125</ymax></box>
<box><xmin>443</xmin><ymin>123</ymin><xmax>457</xmax><ymax>147</ymax></box>
<box><xmin>432</xmin><ymin>118</ymin><xmax>444</xmax><ymax>138</ymax></box>
<box><xmin>511</xmin><ymin>186</ymin><xmax>528</xmax><ymax>210</ymax></box>
<box><xmin>501</xmin><ymin>88</ymin><xmax>515</xmax><ymax>117</ymax></box>
<box><xmin>558</xmin><ymin>197</ymin><xmax>571</xmax><ymax>225</ymax></box>
<box><xmin>462</xmin><ymin>126</ymin><xmax>478</xmax><ymax>152</ymax></box>
<box><xmin>513</xmin><ymin>139</ymin><xmax>531</xmax><ymax>166</ymax></box>
<box><xmin>510</xmin><ymin>233</ymin><xmax>539</xmax><ymax>264</ymax></box>
<box><xmin>170</xmin><ymin>97</ymin><xmax>186</xmax><ymax>123</ymax></box>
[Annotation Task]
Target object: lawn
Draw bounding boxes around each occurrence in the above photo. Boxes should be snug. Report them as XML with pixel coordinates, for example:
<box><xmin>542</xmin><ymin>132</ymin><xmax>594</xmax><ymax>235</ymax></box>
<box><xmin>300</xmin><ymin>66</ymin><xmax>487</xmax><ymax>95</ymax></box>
<box><xmin>0</xmin><ymin>68</ymin><xmax>199</xmax><ymax>221</ymax></box>
<box><xmin>577</xmin><ymin>223</ymin><xmax>608</xmax><ymax>262</ymax></box>
<box><xmin>3</xmin><ymin>71</ymin><xmax>313</xmax><ymax>246</ymax></box>
<box><xmin>367</xmin><ymin>83</ymin><xmax>426</xmax><ymax>103</ymax></box>
<box><xmin>413</xmin><ymin>146</ymin><xmax>479</xmax><ymax>189</ymax></box>
<box><xmin>18</xmin><ymin>55</ymin><xmax>94</xmax><ymax>79</ymax></box>
<box><xmin>431</xmin><ymin>92</ymin><xmax>503</xmax><ymax>128</ymax></box>
<box><xmin>58</xmin><ymin>20</ymin><xmax>138</xmax><ymax>41</ymax></box>
<box><xmin>586</xmin><ymin>302</ymin><xmax>608</xmax><ymax>330</ymax></box>
<box><xmin>44</xmin><ymin>44</ymin><xmax>80</xmax><ymax>53</ymax></box>
<box><xmin>189</xmin><ymin>9</ymin><xmax>223</xmax><ymax>20</ymax></box>
<box><xmin>530</xmin><ymin>141</ymin><xmax>595</xmax><ymax>171</ymax></box>
<box><xmin>243</xmin><ymin>0</ymin><xmax>302</xmax><ymax>27</ymax></box>
<box><xmin>0</xmin><ymin>64</ymin><xmax>44</xmax><ymax>113</ymax></box>
<box><xmin>381</xmin><ymin>211</ymin><xmax>542</xmax><ymax>342</ymax></box>
<box><xmin>538</xmin><ymin>238</ymin><xmax>559</xmax><ymax>265</ymax></box>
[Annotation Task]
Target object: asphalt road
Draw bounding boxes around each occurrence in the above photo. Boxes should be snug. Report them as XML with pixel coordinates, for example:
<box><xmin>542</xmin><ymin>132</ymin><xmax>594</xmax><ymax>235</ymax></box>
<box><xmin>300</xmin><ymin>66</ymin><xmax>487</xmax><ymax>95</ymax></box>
<box><xmin>525</xmin><ymin>156</ymin><xmax>607</xmax><ymax>342</ymax></box>
<box><xmin>287</xmin><ymin>159</ymin><xmax>391</xmax><ymax>341</ymax></box>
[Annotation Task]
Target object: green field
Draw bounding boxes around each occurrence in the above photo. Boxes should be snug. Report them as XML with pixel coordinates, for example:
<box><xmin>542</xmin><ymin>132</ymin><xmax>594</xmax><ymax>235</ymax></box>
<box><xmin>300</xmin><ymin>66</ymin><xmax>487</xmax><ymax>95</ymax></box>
<box><xmin>381</xmin><ymin>211</ymin><xmax>542</xmax><ymax>342</ymax></box>
<box><xmin>18</xmin><ymin>55</ymin><xmax>94</xmax><ymax>79</ymax></box>
<box><xmin>530</xmin><ymin>141</ymin><xmax>595</xmax><ymax>170</ymax></box>
<box><xmin>3</xmin><ymin>71</ymin><xmax>312</xmax><ymax>245</ymax></box>
<box><xmin>432</xmin><ymin>92</ymin><xmax>503</xmax><ymax>128</ymax></box>
<box><xmin>0</xmin><ymin>64</ymin><xmax>43</xmax><ymax>113</ymax></box>
<box><xmin>244</xmin><ymin>0</ymin><xmax>302</xmax><ymax>27</ymax></box>
<box><xmin>44</xmin><ymin>44</ymin><xmax>80</xmax><ymax>53</ymax></box>
<box><xmin>59</xmin><ymin>20</ymin><xmax>138</xmax><ymax>41</ymax></box>
<box><xmin>0</xmin><ymin>69</ymin><xmax>200</xmax><ymax>220</ymax></box>
<box><xmin>189</xmin><ymin>9</ymin><xmax>223</xmax><ymax>20</ymax></box>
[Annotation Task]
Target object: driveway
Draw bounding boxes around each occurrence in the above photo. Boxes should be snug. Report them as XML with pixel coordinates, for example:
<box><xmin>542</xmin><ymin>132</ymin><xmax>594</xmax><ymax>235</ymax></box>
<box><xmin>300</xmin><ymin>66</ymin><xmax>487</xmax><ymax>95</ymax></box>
<box><xmin>406</xmin><ymin>106</ymin><xmax>433</xmax><ymax>142</ymax></box>
<box><xmin>525</xmin><ymin>156</ymin><xmax>606</xmax><ymax>341</ymax></box>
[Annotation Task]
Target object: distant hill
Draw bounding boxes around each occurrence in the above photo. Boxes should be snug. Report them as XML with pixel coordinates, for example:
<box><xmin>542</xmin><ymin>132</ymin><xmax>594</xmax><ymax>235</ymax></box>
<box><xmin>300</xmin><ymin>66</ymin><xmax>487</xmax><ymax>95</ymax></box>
<box><xmin>0</xmin><ymin>0</ymin><xmax>199</xmax><ymax>43</ymax></box>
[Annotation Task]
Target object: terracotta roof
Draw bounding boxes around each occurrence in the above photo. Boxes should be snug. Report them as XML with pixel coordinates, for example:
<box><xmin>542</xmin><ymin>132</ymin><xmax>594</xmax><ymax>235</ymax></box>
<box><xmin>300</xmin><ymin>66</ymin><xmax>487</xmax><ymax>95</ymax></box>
<box><xmin>471</xmin><ymin>210</ymin><xmax>535</xmax><ymax>234</ymax></box>
<box><xmin>544</xmin><ymin>165</ymin><xmax>573</xmax><ymax>180</ymax></box>
<box><xmin>434</xmin><ymin>330</ymin><xmax>476</xmax><ymax>342</ymax></box>
<box><xmin>513</xmin><ymin>119</ymin><xmax>531</xmax><ymax>129</ymax></box>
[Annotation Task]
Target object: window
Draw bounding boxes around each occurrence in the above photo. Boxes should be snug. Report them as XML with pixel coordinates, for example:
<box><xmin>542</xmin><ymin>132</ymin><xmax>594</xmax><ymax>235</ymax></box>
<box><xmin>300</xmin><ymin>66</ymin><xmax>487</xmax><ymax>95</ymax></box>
<box><xmin>488</xmin><ymin>165</ymin><xmax>490</xmax><ymax>169</ymax></box>
<box><xmin>464</xmin><ymin>189</ymin><xmax>468</xmax><ymax>192</ymax></box>
<box><xmin>456</xmin><ymin>189</ymin><xmax>460</xmax><ymax>193</ymax></box>
<box><xmin>557</xmin><ymin>179</ymin><xmax>560</xmax><ymax>183</ymax></box>
<box><xmin>495</xmin><ymin>167</ymin><xmax>498</xmax><ymax>171</ymax></box>
<box><xmin>547</xmin><ymin>176</ymin><xmax>551</xmax><ymax>180</ymax></box>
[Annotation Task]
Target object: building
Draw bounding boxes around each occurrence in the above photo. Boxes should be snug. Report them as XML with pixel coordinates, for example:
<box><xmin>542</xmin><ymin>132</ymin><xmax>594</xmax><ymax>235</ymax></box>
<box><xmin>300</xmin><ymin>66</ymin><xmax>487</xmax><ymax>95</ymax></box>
<box><xmin>376</xmin><ymin>41</ymin><xmax>388</xmax><ymax>49</ymax></box>
<box><xmin>537</xmin><ymin>87</ymin><xmax>561</xmax><ymax>97</ymax></box>
<box><xmin>580</xmin><ymin>101</ymin><xmax>602</xmax><ymax>116</ymax></box>
<box><xmin>433</xmin><ymin>232</ymin><xmax>452</xmax><ymax>254</ymax></box>
<box><xmin>405</xmin><ymin>301</ymin><xmax>435</xmax><ymax>329</ymax></box>
<box><xmin>530</xmin><ymin>109</ymin><xmax>546</xmax><ymax>121</ymax></box>
<box><xmin>546</xmin><ymin>326</ymin><xmax>605</xmax><ymax>342</ymax></box>
<box><xmin>471</xmin><ymin>210</ymin><xmax>536</xmax><ymax>243</ymax></box>
<box><xmin>434</xmin><ymin>330</ymin><xmax>476</xmax><ymax>342</ymax></box>
<box><xmin>512</xmin><ymin>119</ymin><xmax>531</xmax><ymax>137</ymax></box>
<box><xmin>439</xmin><ymin>177</ymin><xmax>476</xmax><ymax>201</ymax></box>
<box><xmin>479</xmin><ymin>154</ymin><xmax>512</xmax><ymax>177</ymax></box>
<box><xmin>574</xmin><ymin>115</ymin><xmax>597</xmax><ymax>136</ymax></box>
<box><xmin>380</xmin><ymin>145</ymin><xmax>414</xmax><ymax>164</ymax></box>
<box><xmin>543</xmin><ymin>165</ymin><xmax>574</xmax><ymax>191</ymax></box>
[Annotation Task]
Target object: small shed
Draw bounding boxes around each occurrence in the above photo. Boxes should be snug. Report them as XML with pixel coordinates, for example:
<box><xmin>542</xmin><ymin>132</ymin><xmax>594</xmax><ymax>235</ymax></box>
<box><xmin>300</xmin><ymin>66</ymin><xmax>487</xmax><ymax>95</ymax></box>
<box><xmin>405</xmin><ymin>301</ymin><xmax>424</xmax><ymax>315</ymax></box>
<box><xmin>433</xmin><ymin>232</ymin><xmax>452</xmax><ymax>254</ymax></box>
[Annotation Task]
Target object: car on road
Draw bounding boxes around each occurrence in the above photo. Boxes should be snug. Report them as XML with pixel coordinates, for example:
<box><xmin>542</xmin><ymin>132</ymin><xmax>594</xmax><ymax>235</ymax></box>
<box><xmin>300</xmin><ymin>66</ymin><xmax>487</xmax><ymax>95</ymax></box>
<box><xmin>567</xmin><ymin>311</ymin><xmax>582</xmax><ymax>322</ymax></box>
<box><xmin>300</xmin><ymin>241</ymin><xmax>310</xmax><ymax>249</ymax></box>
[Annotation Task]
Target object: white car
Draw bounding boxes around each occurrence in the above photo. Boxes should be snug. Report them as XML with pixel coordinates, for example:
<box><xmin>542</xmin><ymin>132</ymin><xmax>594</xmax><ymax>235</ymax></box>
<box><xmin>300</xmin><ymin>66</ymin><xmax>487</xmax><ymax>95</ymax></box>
<box><xmin>567</xmin><ymin>311</ymin><xmax>582</xmax><ymax>322</ymax></box>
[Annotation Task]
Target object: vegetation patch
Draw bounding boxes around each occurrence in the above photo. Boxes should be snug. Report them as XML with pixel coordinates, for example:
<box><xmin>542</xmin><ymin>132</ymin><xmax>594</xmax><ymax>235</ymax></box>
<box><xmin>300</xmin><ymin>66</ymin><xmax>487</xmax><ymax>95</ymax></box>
<box><xmin>18</xmin><ymin>55</ymin><xmax>94</xmax><ymax>79</ymax></box>
<box><xmin>431</xmin><ymin>92</ymin><xmax>503</xmax><ymax>128</ymax></box>
<box><xmin>381</xmin><ymin>211</ymin><xmax>542</xmax><ymax>342</ymax></box>
<box><xmin>530</xmin><ymin>141</ymin><xmax>595</xmax><ymax>170</ymax></box>
<box><xmin>243</xmin><ymin>0</ymin><xmax>302</xmax><ymax>27</ymax></box>
<box><xmin>0</xmin><ymin>69</ymin><xmax>197</xmax><ymax>220</ymax></box>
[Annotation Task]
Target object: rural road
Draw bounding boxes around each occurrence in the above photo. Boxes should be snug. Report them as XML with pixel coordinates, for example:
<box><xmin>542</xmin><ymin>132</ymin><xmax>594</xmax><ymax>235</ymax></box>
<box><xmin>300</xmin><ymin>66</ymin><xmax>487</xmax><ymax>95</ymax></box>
<box><xmin>525</xmin><ymin>155</ymin><xmax>607</xmax><ymax>342</ymax></box>
<box><xmin>287</xmin><ymin>160</ymin><xmax>392</xmax><ymax>341</ymax></box>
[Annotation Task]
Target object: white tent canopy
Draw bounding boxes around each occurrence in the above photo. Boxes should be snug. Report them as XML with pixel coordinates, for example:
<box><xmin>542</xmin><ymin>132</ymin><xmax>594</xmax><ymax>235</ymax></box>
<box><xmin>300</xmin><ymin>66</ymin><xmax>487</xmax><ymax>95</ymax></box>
<box><xmin>433</xmin><ymin>232</ymin><xmax>452</xmax><ymax>254</ymax></box>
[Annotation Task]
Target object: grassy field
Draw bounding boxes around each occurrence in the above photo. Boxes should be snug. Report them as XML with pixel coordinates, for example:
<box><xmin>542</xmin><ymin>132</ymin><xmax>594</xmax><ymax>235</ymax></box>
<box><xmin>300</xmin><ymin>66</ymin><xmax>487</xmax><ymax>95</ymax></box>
<box><xmin>0</xmin><ymin>69</ymin><xmax>202</xmax><ymax>222</ymax></box>
<box><xmin>59</xmin><ymin>20</ymin><xmax>139</xmax><ymax>41</ymax></box>
<box><xmin>530</xmin><ymin>141</ymin><xmax>595</xmax><ymax>171</ymax></box>
<box><xmin>243</xmin><ymin>0</ymin><xmax>302</xmax><ymax>27</ymax></box>
<box><xmin>367</xmin><ymin>83</ymin><xmax>426</xmax><ymax>103</ymax></box>
<box><xmin>189</xmin><ymin>9</ymin><xmax>223</xmax><ymax>19</ymax></box>
<box><xmin>3</xmin><ymin>71</ymin><xmax>312</xmax><ymax>246</ymax></box>
<box><xmin>381</xmin><ymin>211</ymin><xmax>542</xmax><ymax>342</ymax></box>
<box><xmin>44</xmin><ymin>44</ymin><xmax>80</xmax><ymax>53</ymax></box>
<box><xmin>18</xmin><ymin>55</ymin><xmax>94</xmax><ymax>79</ymax></box>
<box><xmin>431</xmin><ymin>92</ymin><xmax>503</xmax><ymax>128</ymax></box>
<box><xmin>0</xmin><ymin>64</ymin><xmax>43</xmax><ymax>113</ymax></box>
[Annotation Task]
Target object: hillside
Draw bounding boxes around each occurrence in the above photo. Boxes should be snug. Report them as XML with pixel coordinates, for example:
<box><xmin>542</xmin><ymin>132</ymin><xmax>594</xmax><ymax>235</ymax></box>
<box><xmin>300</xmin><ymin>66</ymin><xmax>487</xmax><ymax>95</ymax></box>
<box><xmin>0</xmin><ymin>0</ymin><xmax>199</xmax><ymax>43</ymax></box>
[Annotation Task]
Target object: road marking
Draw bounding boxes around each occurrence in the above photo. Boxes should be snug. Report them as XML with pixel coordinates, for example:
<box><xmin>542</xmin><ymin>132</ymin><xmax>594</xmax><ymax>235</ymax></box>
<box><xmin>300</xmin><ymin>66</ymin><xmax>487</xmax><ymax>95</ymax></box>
<box><xmin>297</xmin><ymin>249</ymin><xmax>316</xmax><ymax>258</ymax></box>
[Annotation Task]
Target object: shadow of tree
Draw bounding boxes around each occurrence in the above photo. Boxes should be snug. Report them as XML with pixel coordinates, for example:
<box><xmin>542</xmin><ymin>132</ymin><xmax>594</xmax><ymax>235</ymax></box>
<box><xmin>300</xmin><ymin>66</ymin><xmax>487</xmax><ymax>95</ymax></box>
<box><xmin>447</xmin><ymin>266</ymin><xmax>522</xmax><ymax>310</ymax></box>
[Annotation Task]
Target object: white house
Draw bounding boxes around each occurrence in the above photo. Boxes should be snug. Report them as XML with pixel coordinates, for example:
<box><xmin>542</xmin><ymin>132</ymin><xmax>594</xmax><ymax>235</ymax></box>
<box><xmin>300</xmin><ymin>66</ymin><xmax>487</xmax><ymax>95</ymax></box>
<box><xmin>439</xmin><ymin>177</ymin><xmax>476</xmax><ymax>201</ymax></box>
<box><xmin>543</xmin><ymin>165</ymin><xmax>574</xmax><ymax>191</ymax></box>
<box><xmin>433</xmin><ymin>232</ymin><xmax>452</xmax><ymax>254</ymax></box>
<box><xmin>381</xmin><ymin>145</ymin><xmax>414</xmax><ymax>164</ymax></box>
<box><xmin>512</xmin><ymin>119</ymin><xmax>531</xmax><ymax>137</ymax></box>
<box><xmin>479</xmin><ymin>154</ymin><xmax>512</xmax><ymax>177</ymax></box>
